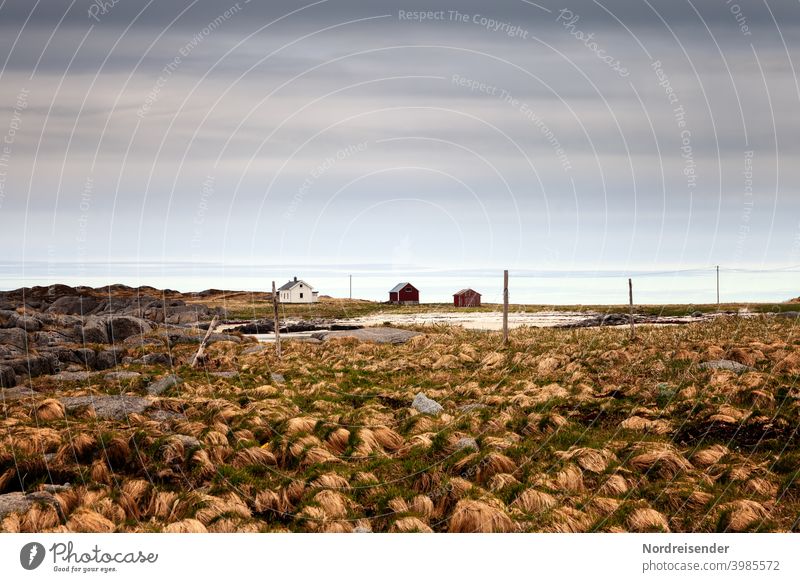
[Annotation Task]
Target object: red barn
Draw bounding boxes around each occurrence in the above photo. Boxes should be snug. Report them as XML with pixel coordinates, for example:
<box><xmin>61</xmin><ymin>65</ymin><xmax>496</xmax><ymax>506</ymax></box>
<box><xmin>453</xmin><ymin>288</ymin><xmax>481</xmax><ymax>307</ymax></box>
<box><xmin>389</xmin><ymin>282</ymin><xmax>419</xmax><ymax>305</ymax></box>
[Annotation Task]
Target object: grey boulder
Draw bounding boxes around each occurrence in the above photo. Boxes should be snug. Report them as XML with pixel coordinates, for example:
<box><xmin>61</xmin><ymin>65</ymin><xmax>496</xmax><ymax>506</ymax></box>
<box><xmin>0</xmin><ymin>491</ymin><xmax>65</xmax><ymax>522</ymax></box>
<box><xmin>412</xmin><ymin>393</ymin><xmax>443</xmax><ymax>415</ymax></box>
<box><xmin>46</xmin><ymin>295</ymin><xmax>99</xmax><ymax>315</ymax></box>
<box><xmin>53</xmin><ymin>370</ymin><xmax>95</xmax><ymax>382</ymax></box>
<box><xmin>146</xmin><ymin>374</ymin><xmax>182</xmax><ymax>396</ymax></box>
<box><xmin>61</xmin><ymin>394</ymin><xmax>152</xmax><ymax>420</ymax></box>
<box><xmin>79</xmin><ymin>316</ymin><xmax>110</xmax><ymax>344</ymax></box>
<box><xmin>311</xmin><ymin>327</ymin><xmax>420</xmax><ymax>344</ymax></box>
<box><xmin>0</xmin><ymin>328</ymin><xmax>28</xmax><ymax>349</ymax></box>
<box><xmin>454</xmin><ymin>437</ymin><xmax>479</xmax><ymax>452</ymax></box>
<box><xmin>95</xmin><ymin>348</ymin><xmax>125</xmax><ymax>370</ymax></box>
<box><xmin>698</xmin><ymin>359</ymin><xmax>752</xmax><ymax>373</ymax></box>
<box><xmin>107</xmin><ymin>316</ymin><xmax>152</xmax><ymax>342</ymax></box>
<box><xmin>104</xmin><ymin>371</ymin><xmax>141</xmax><ymax>381</ymax></box>
<box><xmin>0</xmin><ymin>386</ymin><xmax>36</xmax><ymax>399</ymax></box>
<box><xmin>9</xmin><ymin>313</ymin><xmax>42</xmax><ymax>331</ymax></box>
<box><xmin>141</xmin><ymin>352</ymin><xmax>172</xmax><ymax>366</ymax></box>
<box><xmin>0</xmin><ymin>364</ymin><xmax>16</xmax><ymax>388</ymax></box>
<box><xmin>776</xmin><ymin>311</ymin><xmax>800</xmax><ymax>319</ymax></box>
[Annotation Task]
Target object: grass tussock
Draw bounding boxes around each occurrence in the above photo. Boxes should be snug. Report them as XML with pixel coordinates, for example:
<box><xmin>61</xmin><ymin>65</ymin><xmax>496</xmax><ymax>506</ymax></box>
<box><xmin>2</xmin><ymin>315</ymin><xmax>799</xmax><ymax>532</ymax></box>
<box><xmin>449</xmin><ymin>499</ymin><xmax>514</xmax><ymax>533</ymax></box>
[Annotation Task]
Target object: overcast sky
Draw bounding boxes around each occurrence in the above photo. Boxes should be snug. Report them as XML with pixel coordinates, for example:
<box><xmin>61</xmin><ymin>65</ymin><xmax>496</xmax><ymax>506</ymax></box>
<box><xmin>1</xmin><ymin>0</ymin><xmax>799</xmax><ymax>291</ymax></box>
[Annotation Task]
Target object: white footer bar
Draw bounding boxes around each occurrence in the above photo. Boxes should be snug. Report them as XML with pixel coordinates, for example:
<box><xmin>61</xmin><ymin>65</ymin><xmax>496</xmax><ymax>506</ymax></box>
<box><xmin>1</xmin><ymin>533</ymin><xmax>797</xmax><ymax>581</ymax></box>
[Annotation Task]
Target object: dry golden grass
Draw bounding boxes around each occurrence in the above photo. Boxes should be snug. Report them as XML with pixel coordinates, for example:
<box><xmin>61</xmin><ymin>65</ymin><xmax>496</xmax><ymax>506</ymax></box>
<box><xmin>2</xmin><ymin>316</ymin><xmax>798</xmax><ymax>532</ymax></box>
<box><xmin>322</xmin><ymin>521</ymin><xmax>353</xmax><ymax>533</ymax></box>
<box><xmin>391</xmin><ymin>517</ymin><xmax>433</xmax><ymax>532</ymax></box>
<box><xmin>310</xmin><ymin>473</ymin><xmax>350</xmax><ymax>491</ymax></box>
<box><xmin>285</xmin><ymin>417</ymin><xmax>317</xmax><ymax>436</ymax></box>
<box><xmin>552</xmin><ymin>465</ymin><xmax>585</xmax><ymax>493</ymax></box>
<box><xmin>598</xmin><ymin>474</ymin><xmax>630</xmax><ymax>496</ymax></box>
<box><xmin>488</xmin><ymin>473</ymin><xmax>520</xmax><ymax>493</ymax></box>
<box><xmin>691</xmin><ymin>445</ymin><xmax>729</xmax><ymax>467</ymax></box>
<box><xmin>718</xmin><ymin>500</ymin><xmax>770</xmax><ymax>532</ymax></box>
<box><xmin>67</xmin><ymin>509</ymin><xmax>115</xmax><ymax>533</ymax></box>
<box><xmin>556</xmin><ymin>447</ymin><xmax>616</xmax><ymax>473</ymax></box>
<box><xmin>512</xmin><ymin>489</ymin><xmax>557</xmax><ymax>514</ymax></box>
<box><xmin>20</xmin><ymin>504</ymin><xmax>62</xmax><ymax>532</ymax></box>
<box><xmin>313</xmin><ymin>490</ymin><xmax>350</xmax><ymax>519</ymax></box>
<box><xmin>545</xmin><ymin>507</ymin><xmax>591</xmax><ymax>533</ymax></box>
<box><xmin>163</xmin><ymin>519</ymin><xmax>207</xmax><ymax>533</ymax></box>
<box><xmin>589</xmin><ymin>497</ymin><xmax>621</xmax><ymax>517</ymax></box>
<box><xmin>35</xmin><ymin>399</ymin><xmax>65</xmax><ymax>421</ymax></box>
<box><xmin>325</xmin><ymin>428</ymin><xmax>350</xmax><ymax>455</ymax></box>
<box><xmin>194</xmin><ymin>494</ymin><xmax>251</xmax><ymax>526</ymax></box>
<box><xmin>626</xmin><ymin>508</ymin><xmax>670</xmax><ymax>532</ymax></box>
<box><xmin>232</xmin><ymin>447</ymin><xmax>277</xmax><ymax>468</ymax></box>
<box><xmin>629</xmin><ymin>445</ymin><xmax>692</xmax><ymax>479</ymax></box>
<box><xmin>448</xmin><ymin>499</ymin><xmax>514</xmax><ymax>533</ymax></box>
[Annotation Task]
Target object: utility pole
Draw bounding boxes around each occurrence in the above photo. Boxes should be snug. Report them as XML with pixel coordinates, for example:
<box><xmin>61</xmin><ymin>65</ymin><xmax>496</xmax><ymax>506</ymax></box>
<box><xmin>503</xmin><ymin>270</ymin><xmax>509</xmax><ymax>345</ymax></box>
<box><xmin>349</xmin><ymin>274</ymin><xmax>352</xmax><ymax>300</ymax></box>
<box><xmin>716</xmin><ymin>265</ymin><xmax>720</xmax><ymax>308</ymax></box>
<box><xmin>628</xmin><ymin>278</ymin><xmax>635</xmax><ymax>340</ymax></box>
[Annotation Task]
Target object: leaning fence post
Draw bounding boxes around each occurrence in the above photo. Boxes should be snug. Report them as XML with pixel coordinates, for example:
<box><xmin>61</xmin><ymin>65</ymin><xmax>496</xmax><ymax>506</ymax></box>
<box><xmin>272</xmin><ymin>281</ymin><xmax>282</xmax><ymax>359</ymax></box>
<box><xmin>191</xmin><ymin>315</ymin><xmax>218</xmax><ymax>368</ymax></box>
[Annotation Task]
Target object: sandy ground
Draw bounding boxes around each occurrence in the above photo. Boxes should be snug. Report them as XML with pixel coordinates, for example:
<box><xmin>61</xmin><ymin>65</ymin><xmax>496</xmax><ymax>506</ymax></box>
<box><xmin>219</xmin><ymin>310</ymin><xmax>733</xmax><ymax>342</ymax></box>
<box><xmin>341</xmin><ymin>310</ymin><xmax>587</xmax><ymax>330</ymax></box>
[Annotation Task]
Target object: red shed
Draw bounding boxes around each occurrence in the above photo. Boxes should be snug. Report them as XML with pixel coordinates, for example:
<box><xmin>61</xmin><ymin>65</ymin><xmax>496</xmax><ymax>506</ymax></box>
<box><xmin>389</xmin><ymin>282</ymin><xmax>419</xmax><ymax>304</ymax></box>
<box><xmin>453</xmin><ymin>288</ymin><xmax>481</xmax><ymax>307</ymax></box>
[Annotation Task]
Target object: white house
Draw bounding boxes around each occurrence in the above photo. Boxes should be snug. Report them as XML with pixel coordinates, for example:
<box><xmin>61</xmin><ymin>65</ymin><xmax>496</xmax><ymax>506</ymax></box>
<box><xmin>277</xmin><ymin>277</ymin><xmax>319</xmax><ymax>303</ymax></box>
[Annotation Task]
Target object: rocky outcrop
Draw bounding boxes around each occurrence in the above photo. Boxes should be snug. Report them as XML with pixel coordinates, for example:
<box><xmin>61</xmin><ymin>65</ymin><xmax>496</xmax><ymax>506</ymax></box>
<box><xmin>46</xmin><ymin>295</ymin><xmax>99</xmax><ymax>315</ymax></box>
<box><xmin>0</xmin><ymin>312</ymin><xmax>43</xmax><ymax>331</ymax></box>
<box><xmin>95</xmin><ymin>347</ymin><xmax>126</xmax><ymax>370</ymax></box>
<box><xmin>107</xmin><ymin>315</ymin><xmax>152</xmax><ymax>342</ymax></box>
<box><xmin>0</xmin><ymin>285</ymin><xmax>228</xmax><ymax>387</ymax></box>
<box><xmin>0</xmin><ymin>364</ymin><xmax>16</xmax><ymax>388</ymax></box>
<box><xmin>0</xmin><ymin>328</ymin><xmax>28</xmax><ymax>350</ymax></box>
<box><xmin>4</xmin><ymin>354</ymin><xmax>58</xmax><ymax>377</ymax></box>
<box><xmin>0</xmin><ymin>285</ymin><xmax>224</xmax><ymax>325</ymax></box>
<box><xmin>154</xmin><ymin>326</ymin><xmax>241</xmax><ymax>346</ymax></box>
<box><xmin>79</xmin><ymin>316</ymin><xmax>110</xmax><ymax>344</ymax></box>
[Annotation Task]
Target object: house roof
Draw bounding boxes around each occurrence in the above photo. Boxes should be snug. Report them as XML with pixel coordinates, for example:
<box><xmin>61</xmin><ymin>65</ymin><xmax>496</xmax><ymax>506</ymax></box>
<box><xmin>278</xmin><ymin>279</ymin><xmax>313</xmax><ymax>291</ymax></box>
<box><xmin>389</xmin><ymin>282</ymin><xmax>415</xmax><ymax>293</ymax></box>
<box><xmin>454</xmin><ymin>288</ymin><xmax>481</xmax><ymax>296</ymax></box>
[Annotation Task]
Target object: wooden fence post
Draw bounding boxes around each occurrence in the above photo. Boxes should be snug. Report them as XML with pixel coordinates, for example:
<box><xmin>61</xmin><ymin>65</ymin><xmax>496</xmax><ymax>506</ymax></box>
<box><xmin>191</xmin><ymin>315</ymin><xmax>218</xmax><ymax>368</ymax></box>
<box><xmin>272</xmin><ymin>281</ymin><xmax>282</xmax><ymax>359</ymax></box>
<box><xmin>503</xmin><ymin>270</ymin><xmax>509</xmax><ymax>345</ymax></box>
<box><xmin>628</xmin><ymin>278</ymin><xmax>635</xmax><ymax>340</ymax></box>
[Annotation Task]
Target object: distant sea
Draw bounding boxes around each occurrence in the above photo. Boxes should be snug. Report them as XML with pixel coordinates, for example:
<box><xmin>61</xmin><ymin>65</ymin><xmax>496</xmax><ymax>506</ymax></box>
<box><xmin>0</xmin><ymin>262</ymin><xmax>797</xmax><ymax>305</ymax></box>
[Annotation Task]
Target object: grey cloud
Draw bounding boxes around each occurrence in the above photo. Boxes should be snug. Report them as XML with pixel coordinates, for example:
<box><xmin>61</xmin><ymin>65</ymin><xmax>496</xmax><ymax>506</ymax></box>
<box><xmin>1</xmin><ymin>0</ymin><xmax>798</xmax><ymax>279</ymax></box>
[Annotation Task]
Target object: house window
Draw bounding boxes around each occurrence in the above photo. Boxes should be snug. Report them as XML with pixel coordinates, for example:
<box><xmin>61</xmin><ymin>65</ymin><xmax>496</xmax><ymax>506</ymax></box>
<box><xmin>300</xmin><ymin>293</ymin><xmax>304</xmax><ymax>299</ymax></box>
